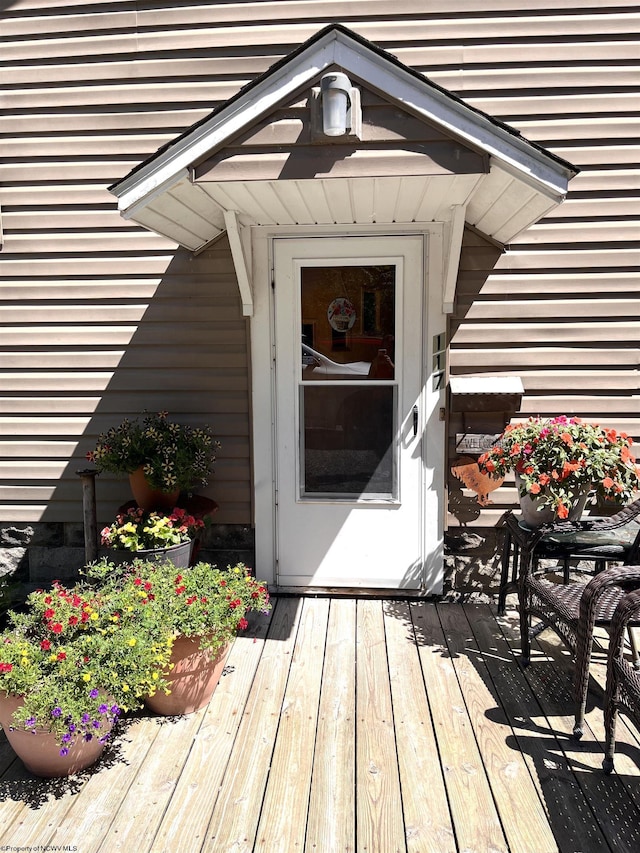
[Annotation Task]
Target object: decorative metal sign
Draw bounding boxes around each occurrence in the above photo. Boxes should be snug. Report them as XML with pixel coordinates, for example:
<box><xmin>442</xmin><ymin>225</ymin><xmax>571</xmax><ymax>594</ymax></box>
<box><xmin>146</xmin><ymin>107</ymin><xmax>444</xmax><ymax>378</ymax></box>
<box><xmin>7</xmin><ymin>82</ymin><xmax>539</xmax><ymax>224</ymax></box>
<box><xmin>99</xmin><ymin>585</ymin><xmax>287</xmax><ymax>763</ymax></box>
<box><xmin>455</xmin><ymin>434</ymin><xmax>501</xmax><ymax>454</ymax></box>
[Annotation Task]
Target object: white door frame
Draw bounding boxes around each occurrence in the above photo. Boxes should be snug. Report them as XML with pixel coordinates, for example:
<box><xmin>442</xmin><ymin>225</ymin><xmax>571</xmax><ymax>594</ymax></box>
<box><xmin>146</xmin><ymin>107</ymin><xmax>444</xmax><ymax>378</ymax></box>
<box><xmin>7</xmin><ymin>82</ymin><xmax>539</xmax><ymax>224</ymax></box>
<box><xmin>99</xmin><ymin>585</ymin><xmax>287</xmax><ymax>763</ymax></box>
<box><xmin>250</xmin><ymin>223</ymin><xmax>446</xmax><ymax>593</ymax></box>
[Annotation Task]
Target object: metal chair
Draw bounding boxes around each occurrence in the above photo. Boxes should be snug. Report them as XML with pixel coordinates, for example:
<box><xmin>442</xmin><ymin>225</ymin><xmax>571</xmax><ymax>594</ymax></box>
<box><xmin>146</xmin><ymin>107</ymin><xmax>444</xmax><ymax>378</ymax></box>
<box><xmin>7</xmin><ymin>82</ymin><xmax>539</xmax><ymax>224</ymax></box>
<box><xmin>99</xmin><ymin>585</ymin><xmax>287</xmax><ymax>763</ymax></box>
<box><xmin>519</xmin><ymin>562</ymin><xmax>640</xmax><ymax>739</ymax></box>
<box><xmin>603</xmin><ymin>587</ymin><xmax>640</xmax><ymax>773</ymax></box>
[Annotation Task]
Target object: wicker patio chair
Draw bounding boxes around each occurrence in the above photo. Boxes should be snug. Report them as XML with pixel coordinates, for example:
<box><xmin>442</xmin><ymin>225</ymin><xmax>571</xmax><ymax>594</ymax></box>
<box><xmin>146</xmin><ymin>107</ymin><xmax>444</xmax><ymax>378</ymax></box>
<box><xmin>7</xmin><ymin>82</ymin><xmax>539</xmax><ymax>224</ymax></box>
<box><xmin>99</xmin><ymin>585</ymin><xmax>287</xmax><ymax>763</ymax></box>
<box><xmin>499</xmin><ymin>497</ymin><xmax>640</xmax><ymax>615</ymax></box>
<box><xmin>519</xmin><ymin>562</ymin><xmax>640</xmax><ymax>739</ymax></box>
<box><xmin>603</xmin><ymin>587</ymin><xmax>640</xmax><ymax>773</ymax></box>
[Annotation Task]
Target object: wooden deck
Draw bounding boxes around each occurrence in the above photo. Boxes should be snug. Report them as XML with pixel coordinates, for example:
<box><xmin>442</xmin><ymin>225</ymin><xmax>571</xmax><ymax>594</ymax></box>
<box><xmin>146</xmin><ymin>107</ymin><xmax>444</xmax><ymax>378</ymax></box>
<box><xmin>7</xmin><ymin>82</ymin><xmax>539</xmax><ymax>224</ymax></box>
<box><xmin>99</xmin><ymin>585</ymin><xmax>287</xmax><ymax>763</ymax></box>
<box><xmin>1</xmin><ymin>596</ymin><xmax>640</xmax><ymax>852</ymax></box>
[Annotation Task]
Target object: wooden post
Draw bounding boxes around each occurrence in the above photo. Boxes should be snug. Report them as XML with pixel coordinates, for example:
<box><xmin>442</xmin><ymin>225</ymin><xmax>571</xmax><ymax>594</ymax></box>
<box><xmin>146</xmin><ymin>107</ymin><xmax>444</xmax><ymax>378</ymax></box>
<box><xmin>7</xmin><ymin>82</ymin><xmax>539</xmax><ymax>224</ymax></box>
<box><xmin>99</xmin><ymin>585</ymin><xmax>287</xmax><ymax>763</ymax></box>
<box><xmin>77</xmin><ymin>468</ymin><xmax>98</xmax><ymax>564</ymax></box>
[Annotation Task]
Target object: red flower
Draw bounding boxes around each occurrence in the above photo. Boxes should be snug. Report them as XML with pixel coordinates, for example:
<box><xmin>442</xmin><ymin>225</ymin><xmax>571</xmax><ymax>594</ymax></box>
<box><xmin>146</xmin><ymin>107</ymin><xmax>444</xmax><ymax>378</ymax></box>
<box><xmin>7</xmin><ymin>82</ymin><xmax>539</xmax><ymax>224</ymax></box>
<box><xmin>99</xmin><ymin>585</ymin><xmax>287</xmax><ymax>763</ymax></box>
<box><xmin>44</xmin><ymin>608</ymin><xmax>55</xmax><ymax>619</ymax></box>
<box><xmin>51</xmin><ymin>622</ymin><xmax>63</xmax><ymax>634</ymax></box>
<box><xmin>40</xmin><ymin>639</ymin><xmax>51</xmax><ymax>651</ymax></box>
<box><xmin>238</xmin><ymin>618</ymin><xmax>248</xmax><ymax>631</ymax></box>
<box><xmin>175</xmin><ymin>585</ymin><xmax>186</xmax><ymax>595</ymax></box>
<box><xmin>68</xmin><ymin>616</ymin><xmax>79</xmax><ymax>626</ymax></box>
<box><xmin>57</xmin><ymin>652</ymin><xmax>66</xmax><ymax>661</ymax></box>
<box><xmin>0</xmin><ymin>663</ymin><xmax>13</xmax><ymax>673</ymax></box>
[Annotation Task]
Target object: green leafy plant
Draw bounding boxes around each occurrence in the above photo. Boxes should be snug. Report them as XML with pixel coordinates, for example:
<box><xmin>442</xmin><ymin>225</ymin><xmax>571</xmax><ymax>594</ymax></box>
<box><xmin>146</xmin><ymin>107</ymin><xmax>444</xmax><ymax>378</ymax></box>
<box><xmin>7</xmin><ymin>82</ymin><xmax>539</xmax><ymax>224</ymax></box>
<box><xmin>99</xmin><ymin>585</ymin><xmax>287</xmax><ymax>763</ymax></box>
<box><xmin>86</xmin><ymin>559</ymin><xmax>271</xmax><ymax>659</ymax></box>
<box><xmin>0</xmin><ymin>581</ymin><xmax>173</xmax><ymax>753</ymax></box>
<box><xmin>100</xmin><ymin>506</ymin><xmax>205</xmax><ymax>552</ymax></box>
<box><xmin>478</xmin><ymin>416</ymin><xmax>640</xmax><ymax>518</ymax></box>
<box><xmin>87</xmin><ymin>411</ymin><xmax>219</xmax><ymax>493</ymax></box>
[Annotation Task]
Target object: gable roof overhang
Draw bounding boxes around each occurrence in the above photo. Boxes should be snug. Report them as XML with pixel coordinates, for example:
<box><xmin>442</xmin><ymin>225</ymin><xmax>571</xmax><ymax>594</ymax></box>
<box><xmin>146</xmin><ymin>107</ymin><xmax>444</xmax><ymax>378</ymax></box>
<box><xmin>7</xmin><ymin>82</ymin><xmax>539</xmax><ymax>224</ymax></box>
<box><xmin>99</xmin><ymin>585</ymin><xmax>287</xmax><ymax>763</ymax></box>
<box><xmin>109</xmin><ymin>25</ymin><xmax>577</xmax><ymax>315</ymax></box>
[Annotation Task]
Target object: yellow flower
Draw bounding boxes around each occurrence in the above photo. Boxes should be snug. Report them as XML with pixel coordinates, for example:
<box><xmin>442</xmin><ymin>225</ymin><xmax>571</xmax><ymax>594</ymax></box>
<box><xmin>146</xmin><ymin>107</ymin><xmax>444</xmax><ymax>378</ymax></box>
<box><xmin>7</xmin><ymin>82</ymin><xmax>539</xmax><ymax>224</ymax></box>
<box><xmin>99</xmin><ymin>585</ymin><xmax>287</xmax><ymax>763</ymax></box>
<box><xmin>122</xmin><ymin>683</ymin><xmax>129</xmax><ymax>692</ymax></box>
<box><xmin>128</xmin><ymin>637</ymin><xmax>137</xmax><ymax>647</ymax></box>
<box><xmin>20</xmin><ymin>657</ymin><xmax>29</xmax><ymax>667</ymax></box>
<box><xmin>82</xmin><ymin>672</ymin><xmax>92</xmax><ymax>682</ymax></box>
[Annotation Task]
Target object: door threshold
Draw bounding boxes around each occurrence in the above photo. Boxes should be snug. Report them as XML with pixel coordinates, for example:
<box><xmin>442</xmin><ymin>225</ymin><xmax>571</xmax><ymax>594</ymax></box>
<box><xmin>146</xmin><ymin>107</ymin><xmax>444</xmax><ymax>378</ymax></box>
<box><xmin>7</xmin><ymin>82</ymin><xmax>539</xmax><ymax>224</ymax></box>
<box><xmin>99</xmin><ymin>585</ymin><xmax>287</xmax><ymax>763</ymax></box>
<box><xmin>274</xmin><ymin>585</ymin><xmax>439</xmax><ymax>600</ymax></box>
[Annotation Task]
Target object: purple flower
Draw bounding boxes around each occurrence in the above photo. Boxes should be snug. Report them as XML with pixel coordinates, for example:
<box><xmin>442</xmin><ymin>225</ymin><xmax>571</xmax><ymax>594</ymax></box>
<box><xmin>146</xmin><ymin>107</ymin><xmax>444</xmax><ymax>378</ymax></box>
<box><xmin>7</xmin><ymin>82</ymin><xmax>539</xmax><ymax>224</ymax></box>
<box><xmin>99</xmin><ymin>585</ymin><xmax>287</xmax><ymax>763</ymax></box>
<box><xmin>59</xmin><ymin>747</ymin><xmax>69</xmax><ymax>756</ymax></box>
<box><xmin>89</xmin><ymin>688</ymin><xmax>99</xmax><ymax>699</ymax></box>
<box><xmin>81</xmin><ymin>712</ymin><xmax>91</xmax><ymax>724</ymax></box>
<box><xmin>98</xmin><ymin>703</ymin><xmax>108</xmax><ymax>714</ymax></box>
<box><xmin>68</xmin><ymin>723</ymin><xmax>76</xmax><ymax>733</ymax></box>
<box><xmin>25</xmin><ymin>717</ymin><xmax>37</xmax><ymax>728</ymax></box>
<box><xmin>83</xmin><ymin>733</ymin><xmax>93</xmax><ymax>741</ymax></box>
<box><xmin>62</xmin><ymin>732</ymin><xmax>72</xmax><ymax>742</ymax></box>
<box><xmin>51</xmin><ymin>706</ymin><xmax>62</xmax><ymax>718</ymax></box>
<box><xmin>92</xmin><ymin>719</ymin><xmax>101</xmax><ymax>729</ymax></box>
<box><xmin>111</xmin><ymin>704</ymin><xmax>120</xmax><ymax>715</ymax></box>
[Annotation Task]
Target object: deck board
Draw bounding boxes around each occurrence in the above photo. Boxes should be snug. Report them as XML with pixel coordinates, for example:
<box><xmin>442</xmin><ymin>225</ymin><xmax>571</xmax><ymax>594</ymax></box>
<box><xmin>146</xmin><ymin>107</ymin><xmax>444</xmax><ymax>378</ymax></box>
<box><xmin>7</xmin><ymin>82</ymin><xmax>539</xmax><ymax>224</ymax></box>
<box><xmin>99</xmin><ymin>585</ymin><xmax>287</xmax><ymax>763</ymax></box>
<box><xmin>305</xmin><ymin>597</ymin><xmax>356</xmax><ymax>853</ymax></box>
<box><xmin>1</xmin><ymin>598</ymin><xmax>640</xmax><ymax>853</ymax></box>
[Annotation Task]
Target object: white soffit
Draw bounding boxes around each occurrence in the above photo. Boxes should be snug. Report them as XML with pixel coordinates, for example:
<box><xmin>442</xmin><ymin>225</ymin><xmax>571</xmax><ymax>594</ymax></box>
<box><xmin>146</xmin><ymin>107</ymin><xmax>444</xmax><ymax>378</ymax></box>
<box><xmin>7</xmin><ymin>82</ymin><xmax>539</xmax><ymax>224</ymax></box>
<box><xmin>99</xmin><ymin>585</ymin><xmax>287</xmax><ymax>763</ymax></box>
<box><xmin>109</xmin><ymin>25</ymin><xmax>577</xmax><ymax>252</ymax></box>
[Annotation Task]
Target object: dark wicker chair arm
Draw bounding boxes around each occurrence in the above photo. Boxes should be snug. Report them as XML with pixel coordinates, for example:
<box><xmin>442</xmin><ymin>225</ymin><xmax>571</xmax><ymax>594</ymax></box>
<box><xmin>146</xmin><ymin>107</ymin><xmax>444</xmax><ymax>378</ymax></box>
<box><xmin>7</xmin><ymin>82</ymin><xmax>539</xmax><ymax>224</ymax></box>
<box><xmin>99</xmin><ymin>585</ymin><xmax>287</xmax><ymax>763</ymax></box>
<box><xmin>577</xmin><ymin>565</ymin><xmax>640</xmax><ymax>652</ymax></box>
<box><xmin>609</xmin><ymin>588</ymin><xmax>640</xmax><ymax>664</ymax></box>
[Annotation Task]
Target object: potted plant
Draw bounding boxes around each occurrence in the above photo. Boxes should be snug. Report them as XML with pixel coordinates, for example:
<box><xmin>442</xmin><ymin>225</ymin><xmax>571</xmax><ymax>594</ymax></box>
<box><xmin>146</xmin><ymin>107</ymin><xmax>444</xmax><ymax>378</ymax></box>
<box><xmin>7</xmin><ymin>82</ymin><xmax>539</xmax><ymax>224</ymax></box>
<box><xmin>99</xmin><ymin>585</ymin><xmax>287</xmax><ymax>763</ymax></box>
<box><xmin>0</xmin><ymin>579</ymin><xmax>174</xmax><ymax>777</ymax></box>
<box><xmin>87</xmin><ymin>411</ymin><xmax>219</xmax><ymax>509</ymax></box>
<box><xmin>85</xmin><ymin>558</ymin><xmax>271</xmax><ymax>715</ymax></box>
<box><xmin>478</xmin><ymin>415</ymin><xmax>640</xmax><ymax>525</ymax></box>
<box><xmin>99</xmin><ymin>506</ymin><xmax>206</xmax><ymax>568</ymax></box>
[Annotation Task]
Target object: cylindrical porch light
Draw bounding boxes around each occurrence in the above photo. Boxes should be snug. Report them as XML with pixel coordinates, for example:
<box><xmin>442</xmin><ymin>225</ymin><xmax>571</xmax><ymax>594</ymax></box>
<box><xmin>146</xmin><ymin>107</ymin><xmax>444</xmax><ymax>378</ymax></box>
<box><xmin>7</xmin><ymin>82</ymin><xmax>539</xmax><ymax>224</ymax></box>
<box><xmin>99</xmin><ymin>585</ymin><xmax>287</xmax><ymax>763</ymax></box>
<box><xmin>320</xmin><ymin>72</ymin><xmax>352</xmax><ymax>137</ymax></box>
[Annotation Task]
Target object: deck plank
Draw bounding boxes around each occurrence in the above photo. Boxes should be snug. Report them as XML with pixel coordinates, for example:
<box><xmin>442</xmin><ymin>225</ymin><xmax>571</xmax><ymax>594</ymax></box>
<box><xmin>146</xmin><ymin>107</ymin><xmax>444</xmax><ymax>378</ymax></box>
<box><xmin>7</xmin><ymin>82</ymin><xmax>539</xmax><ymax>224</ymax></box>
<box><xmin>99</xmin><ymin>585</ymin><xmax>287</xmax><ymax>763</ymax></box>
<box><xmin>149</xmin><ymin>609</ymin><xmax>274</xmax><ymax>853</ymax></box>
<box><xmin>201</xmin><ymin>597</ymin><xmax>301</xmax><ymax>852</ymax></box>
<box><xmin>94</xmin><ymin>708</ymin><xmax>208</xmax><ymax>852</ymax></box>
<box><xmin>439</xmin><ymin>603</ymin><xmax>558</xmax><ymax>853</ymax></box>
<box><xmin>39</xmin><ymin>716</ymin><xmax>161</xmax><ymax>850</ymax></box>
<box><xmin>356</xmin><ymin>599</ymin><xmax>406</xmax><ymax>853</ymax></box>
<box><xmin>412</xmin><ymin>601</ymin><xmax>509</xmax><ymax>853</ymax></box>
<box><xmin>254</xmin><ymin>597</ymin><xmax>330</xmax><ymax>852</ymax></box>
<box><xmin>470</xmin><ymin>604</ymin><xmax>609</xmax><ymax>853</ymax></box>
<box><xmin>305</xmin><ymin>598</ymin><xmax>356</xmax><ymax>853</ymax></box>
<box><xmin>0</xmin><ymin>598</ymin><xmax>638</xmax><ymax>852</ymax></box>
<box><xmin>499</xmin><ymin>608</ymin><xmax>640</xmax><ymax>853</ymax></box>
<box><xmin>383</xmin><ymin>600</ymin><xmax>456</xmax><ymax>853</ymax></box>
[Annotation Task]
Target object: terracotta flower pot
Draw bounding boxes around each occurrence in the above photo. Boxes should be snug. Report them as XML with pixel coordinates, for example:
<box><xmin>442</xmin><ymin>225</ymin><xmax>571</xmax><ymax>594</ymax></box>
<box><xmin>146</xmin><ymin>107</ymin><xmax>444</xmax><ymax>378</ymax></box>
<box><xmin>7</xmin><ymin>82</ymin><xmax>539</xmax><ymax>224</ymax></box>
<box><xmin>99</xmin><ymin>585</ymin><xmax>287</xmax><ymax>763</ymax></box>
<box><xmin>129</xmin><ymin>467</ymin><xmax>180</xmax><ymax>511</ymax></box>
<box><xmin>144</xmin><ymin>636</ymin><xmax>230</xmax><ymax>716</ymax></box>
<box><xmin>0</xmin><ymin>692</ymin><xmax>111</xmax><ymax>778</ymax></box>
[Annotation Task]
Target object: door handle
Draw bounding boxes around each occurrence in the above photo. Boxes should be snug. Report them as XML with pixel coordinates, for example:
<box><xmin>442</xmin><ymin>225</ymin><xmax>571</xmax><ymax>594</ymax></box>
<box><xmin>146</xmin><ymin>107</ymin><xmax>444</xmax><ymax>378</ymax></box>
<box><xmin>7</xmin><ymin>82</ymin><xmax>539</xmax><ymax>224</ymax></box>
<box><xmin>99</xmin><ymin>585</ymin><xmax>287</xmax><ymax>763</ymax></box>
<box><xmin>412</xmin><ymin>405</ymin><xmax>418</xmax><ymax>437</ymax></box>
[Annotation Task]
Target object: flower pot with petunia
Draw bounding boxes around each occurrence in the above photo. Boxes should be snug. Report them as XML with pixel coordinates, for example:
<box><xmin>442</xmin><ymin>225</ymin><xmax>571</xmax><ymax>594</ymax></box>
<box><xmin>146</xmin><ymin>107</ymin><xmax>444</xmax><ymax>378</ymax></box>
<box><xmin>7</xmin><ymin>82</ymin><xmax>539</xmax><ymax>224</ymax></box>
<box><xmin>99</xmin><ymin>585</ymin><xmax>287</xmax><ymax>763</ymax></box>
<box><xmin>478</xmin><ymin>416</ymin><xmax>640</xmax><ymax>526</ymax></box>
<box><xmin>85</xmin><ymin>558</ymin><xmax>271</xmax><ymax>716</ymax></box>
<box><xmin>0</xmin><ymin>580</ymin><xmax>173</xmax><ymax>776</ymax></box>
<box><xmin>87</xmin><ymin>411</ymin><xmax>220</xmax><ymax>510</ymax></box>
<box><xmin>99</xmin><ymin>506</ymin><xmax>206</xmax><ymax>568</ymax></box>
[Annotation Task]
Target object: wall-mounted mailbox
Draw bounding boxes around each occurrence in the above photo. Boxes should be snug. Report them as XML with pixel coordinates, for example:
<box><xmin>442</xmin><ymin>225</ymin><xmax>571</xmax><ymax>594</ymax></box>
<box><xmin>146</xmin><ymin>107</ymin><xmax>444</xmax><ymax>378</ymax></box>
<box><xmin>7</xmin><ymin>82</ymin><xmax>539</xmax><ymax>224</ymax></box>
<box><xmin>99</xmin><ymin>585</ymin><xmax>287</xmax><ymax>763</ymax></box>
<box><xmin>449</xmin><ymin>375</ymin><xmax>524</xmax><ymax>413</ymax></box>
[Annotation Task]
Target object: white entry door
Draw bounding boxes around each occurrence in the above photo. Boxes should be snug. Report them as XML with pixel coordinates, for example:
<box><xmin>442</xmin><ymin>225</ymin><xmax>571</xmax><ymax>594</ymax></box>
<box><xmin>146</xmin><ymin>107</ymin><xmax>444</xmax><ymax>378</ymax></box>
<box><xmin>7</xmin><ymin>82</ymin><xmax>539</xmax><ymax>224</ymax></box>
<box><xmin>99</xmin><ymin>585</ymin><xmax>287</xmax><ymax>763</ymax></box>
<box><xmin>274</xmin><ymin>235</ymin><xmax>427</xmax><ymax>589</ymax></box>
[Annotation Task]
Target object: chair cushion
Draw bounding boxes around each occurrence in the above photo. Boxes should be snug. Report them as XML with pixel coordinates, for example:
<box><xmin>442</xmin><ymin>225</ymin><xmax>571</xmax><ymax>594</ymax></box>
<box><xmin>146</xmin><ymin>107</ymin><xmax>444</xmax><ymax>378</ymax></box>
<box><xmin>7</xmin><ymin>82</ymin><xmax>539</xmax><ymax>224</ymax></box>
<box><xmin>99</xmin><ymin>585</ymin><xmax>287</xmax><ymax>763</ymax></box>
<box><xmin>540</xmin><ymin>520</ymin><xmax>640</xmax><ymax>554</ymax></box>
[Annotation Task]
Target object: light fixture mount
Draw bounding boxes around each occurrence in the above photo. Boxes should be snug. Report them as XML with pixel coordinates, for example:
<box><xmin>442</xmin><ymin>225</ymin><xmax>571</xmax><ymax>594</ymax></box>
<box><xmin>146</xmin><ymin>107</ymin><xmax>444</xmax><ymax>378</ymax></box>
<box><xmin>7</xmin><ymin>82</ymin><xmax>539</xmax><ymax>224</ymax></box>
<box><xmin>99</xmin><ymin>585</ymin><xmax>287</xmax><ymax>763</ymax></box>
<box><xmin>310</xmin><ymin>71</ymin><xmax>362</xmax><ymax>141</ymax></box>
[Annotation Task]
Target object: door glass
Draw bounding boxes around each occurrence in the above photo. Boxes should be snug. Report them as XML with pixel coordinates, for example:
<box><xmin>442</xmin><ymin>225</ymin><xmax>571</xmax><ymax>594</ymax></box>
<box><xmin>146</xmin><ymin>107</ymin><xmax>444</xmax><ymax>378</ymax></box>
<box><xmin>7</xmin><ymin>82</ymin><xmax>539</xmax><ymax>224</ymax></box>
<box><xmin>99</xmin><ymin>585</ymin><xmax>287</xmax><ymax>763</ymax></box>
<box><xmin>301</xmin><ymin>265</ymin><xmax>396</xmax><ymax>381</ymax></box>
<box><xmin>299</xmin><ymin>265</ymin><xmax>397</xmax><ymax>500</ymax></box>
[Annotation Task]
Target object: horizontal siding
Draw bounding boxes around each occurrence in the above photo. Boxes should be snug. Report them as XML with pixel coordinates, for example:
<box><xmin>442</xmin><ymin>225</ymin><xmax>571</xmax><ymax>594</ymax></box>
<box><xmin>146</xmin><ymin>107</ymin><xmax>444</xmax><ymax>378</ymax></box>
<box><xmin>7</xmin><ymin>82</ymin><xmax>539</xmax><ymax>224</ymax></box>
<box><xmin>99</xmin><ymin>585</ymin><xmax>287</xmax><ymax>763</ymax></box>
<box><xmin>1</xmin><ymin>2</ymin><xmax>638</xmax><ymax>537</ymax></box>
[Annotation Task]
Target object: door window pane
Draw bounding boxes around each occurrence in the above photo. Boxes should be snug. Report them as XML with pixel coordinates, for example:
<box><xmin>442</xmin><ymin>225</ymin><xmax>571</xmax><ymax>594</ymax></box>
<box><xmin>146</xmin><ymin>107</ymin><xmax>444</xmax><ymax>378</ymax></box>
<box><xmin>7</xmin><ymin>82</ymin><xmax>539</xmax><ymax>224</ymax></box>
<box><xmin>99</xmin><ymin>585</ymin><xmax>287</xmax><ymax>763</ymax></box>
<box><xmin>301</xmin><ymin>385</ymin><xmax>396</xmax><ymax>498</ymax></box>
<box><xmin>301</xmin><ymin>265</ymin><xmax>396</xmax><ymax>380</ymax></box>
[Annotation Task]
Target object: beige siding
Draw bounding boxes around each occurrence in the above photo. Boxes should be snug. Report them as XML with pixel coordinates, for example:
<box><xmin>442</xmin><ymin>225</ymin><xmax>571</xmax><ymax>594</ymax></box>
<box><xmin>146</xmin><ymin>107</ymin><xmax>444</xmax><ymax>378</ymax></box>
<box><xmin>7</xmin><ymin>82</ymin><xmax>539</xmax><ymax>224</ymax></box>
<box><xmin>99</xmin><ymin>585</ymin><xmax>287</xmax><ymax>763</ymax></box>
<box><xmin>1</xmin><ymin>2</ymin><xmax>638</xmax><ymax>533</ymax></box>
